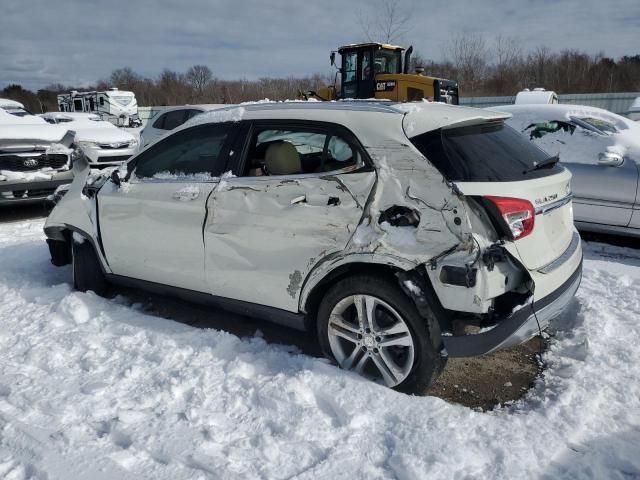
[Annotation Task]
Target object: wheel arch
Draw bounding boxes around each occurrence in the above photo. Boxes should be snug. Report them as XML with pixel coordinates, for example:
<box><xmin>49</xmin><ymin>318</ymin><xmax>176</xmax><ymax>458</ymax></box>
<box><xmin>45</xmin><ymin>224</ymin><xmax>111</xmax><ymax>275</ymax></box>
<box><xmin>300</xmin><ymin>254</ymin><xmax>415</xmax><ymax>330</ymax></box>
<box><xmin>300</xmin><ymin>254</ymin><xmax>452</xmax><ymax>335</ymax></box>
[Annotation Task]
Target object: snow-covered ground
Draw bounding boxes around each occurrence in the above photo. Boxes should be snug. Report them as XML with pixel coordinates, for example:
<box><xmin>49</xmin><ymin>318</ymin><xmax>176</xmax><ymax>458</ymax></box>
<box><xmin>0</xmin><ymin>219</ymin><xmax>639</xmax><ymax>480</ymax></box>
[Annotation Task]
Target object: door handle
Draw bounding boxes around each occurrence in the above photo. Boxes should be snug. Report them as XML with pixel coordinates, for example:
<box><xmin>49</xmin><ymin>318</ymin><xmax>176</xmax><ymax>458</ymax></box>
<box><xmin>172</xmin><ymin>187</ymin><xmax>200</xmax><ymax>201</ymax></box>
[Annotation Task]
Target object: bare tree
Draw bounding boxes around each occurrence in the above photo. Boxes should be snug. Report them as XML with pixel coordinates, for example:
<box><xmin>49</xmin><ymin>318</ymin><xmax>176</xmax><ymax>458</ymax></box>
<box><xmin>358</xmin><ymin>0</ymin><xmax>412</xmax><ymax>44</ymax></box>
<box><xmin>490</xmin><ymin>35</ymin><xmax>524</xmax><ymax>94</ymax></box>
<box><xmin>109</xmin><ymin>67</ymin><xmax>140</xmax><ymax>90</ymax></box>
<box><xmin>186</xmin><ymin>65</ymin><xmax>213</xmax><ymax>98</ymax></box>
<box><xmin>448</xmin><ymin>33</ymin><xmax>488</xmax><ymax>95</ymax></box>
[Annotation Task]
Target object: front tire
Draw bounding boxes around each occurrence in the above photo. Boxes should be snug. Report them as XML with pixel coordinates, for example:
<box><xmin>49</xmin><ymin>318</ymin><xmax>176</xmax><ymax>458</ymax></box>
<box><xmin>317</xmin><ymin>274</ymin><xmax>445</xmax><ymax>394</ymax></box>
<box><xmin>72</xmin><ymin>237</ymin><xmax>108</xmax><ymax>296</ymax></box>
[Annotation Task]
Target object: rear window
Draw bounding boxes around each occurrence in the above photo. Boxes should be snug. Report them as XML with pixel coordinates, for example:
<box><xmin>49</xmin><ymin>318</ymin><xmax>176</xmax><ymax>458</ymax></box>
<box><xmin>410</xmin><ymin>122</ymin><xmax>563</xmax><ymax>182</ymax></box>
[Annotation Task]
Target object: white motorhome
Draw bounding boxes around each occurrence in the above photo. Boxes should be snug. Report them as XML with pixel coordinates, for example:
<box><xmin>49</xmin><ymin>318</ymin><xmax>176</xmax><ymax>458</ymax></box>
<box><xmin>57</xmin><ymin>88</ymin><xmax>141</xmax><ymax>127</ymax></box>
<box><xmin>627</xmin><ymin>97</ymin><xmax>640</xmax><ymax>121</ymax></box>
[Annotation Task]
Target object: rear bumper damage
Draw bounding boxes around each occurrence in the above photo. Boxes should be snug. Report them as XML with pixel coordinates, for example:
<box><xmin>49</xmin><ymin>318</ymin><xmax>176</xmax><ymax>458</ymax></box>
<box><xmin>443</xmin><ymin>255</ymin><xmax>582</xmax><ymax>357</ymax></box>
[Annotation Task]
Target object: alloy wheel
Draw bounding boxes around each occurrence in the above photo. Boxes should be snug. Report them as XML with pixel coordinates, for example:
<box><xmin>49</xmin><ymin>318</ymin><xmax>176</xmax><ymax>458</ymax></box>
<box><xmin>327</xmin><ymin>294</ymin><xmax>415</xmax><ymax>387</ymax></box>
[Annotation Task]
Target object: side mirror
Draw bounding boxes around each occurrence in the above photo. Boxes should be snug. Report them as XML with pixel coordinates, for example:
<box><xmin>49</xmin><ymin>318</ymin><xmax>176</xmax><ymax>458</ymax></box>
<box><xmin>111</xmin><ymin>169</ymin><xmax>122</xmax><ymax>186</ymax></box>
<box><xmin>330</xmin><ymin>52</ymin><xmax>336</xmax><ymax>66</ymax></box>
<box><xmin>598</xmin><ymin>152</ymin><xmax>624</xmax><ymax>167</ymax></box>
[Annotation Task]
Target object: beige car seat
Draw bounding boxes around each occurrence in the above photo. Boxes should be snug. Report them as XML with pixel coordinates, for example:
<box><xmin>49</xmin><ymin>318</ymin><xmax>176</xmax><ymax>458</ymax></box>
<box><xmin>264</xmin><ymin>141</ymin><xmax>301</xmax><ymax>175</ymax></box>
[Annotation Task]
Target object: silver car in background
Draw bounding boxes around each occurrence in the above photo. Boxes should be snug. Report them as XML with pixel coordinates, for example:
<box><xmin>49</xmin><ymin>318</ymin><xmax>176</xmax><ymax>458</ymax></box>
<box><xmin>139</xmin><ymin>104</ymin><xmax>226</xmax><ymax>147</ymax></box>
<box><xmin>491</xmin><ymin>104</ymin><xmax>640</xmax><ymax>237</ymax></box>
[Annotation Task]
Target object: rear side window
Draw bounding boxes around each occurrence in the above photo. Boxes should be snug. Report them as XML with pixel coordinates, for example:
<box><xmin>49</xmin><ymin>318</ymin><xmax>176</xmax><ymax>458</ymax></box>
<box><xmin>241</xmin><ymin>127</ymin><xmax>360</xmax><ymax>176</ymax></box>
<box><xmin>410</xmin><ymin>122</ymin><xmax>563</xmax><ymax>182</ymax></box>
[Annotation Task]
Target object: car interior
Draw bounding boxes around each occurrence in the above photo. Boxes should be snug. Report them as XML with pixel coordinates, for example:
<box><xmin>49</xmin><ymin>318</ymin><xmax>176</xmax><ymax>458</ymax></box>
<box><xmin>244</xmin><ymin>129</ymin><xmax>359</xmax><ymax>176</ymax></box>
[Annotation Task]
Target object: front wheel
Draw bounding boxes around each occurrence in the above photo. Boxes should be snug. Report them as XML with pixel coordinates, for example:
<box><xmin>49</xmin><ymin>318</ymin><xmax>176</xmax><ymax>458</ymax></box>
<box><xmin>317</xmin><ymin>275</ymin><xmax>445</xmax><ymax>394</ymax></box>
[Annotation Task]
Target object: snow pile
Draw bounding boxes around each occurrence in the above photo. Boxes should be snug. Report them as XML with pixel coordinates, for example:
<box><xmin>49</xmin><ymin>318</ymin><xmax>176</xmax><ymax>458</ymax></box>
<box><xmin>0</xmin><ymin>220</ymin><xmax>639</xmax><ymax>479</ymax></box>
<box><xmin>151</xmin><ymin>171</ymin><xmax>217</xmax><ymax>182</ymax></box>
<box><xmin>184</xmin><ymin>106</ymin><xmax>246</xmax><ymax>129</ymax></box>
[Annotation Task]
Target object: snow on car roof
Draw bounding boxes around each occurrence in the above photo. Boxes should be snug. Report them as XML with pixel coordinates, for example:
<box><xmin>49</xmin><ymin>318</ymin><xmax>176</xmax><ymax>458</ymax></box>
<box><xmin>183</xmin><ymin>100</ymin><xmax>510</xmax><ymax>136</ymax></box>
<box><xmin>0</xmin><ymin>98</ymin><xmax>25</xmax><ymax>109</ymax></box>
<box><xmin>0</xmin><ymin>108</ymin><xmax>46</xmax><ymax>126</ymax></box>
<box><xmin>41</xmin><ymin>112</ymin><xmax>102</xmax><ymax>122</ymax></box>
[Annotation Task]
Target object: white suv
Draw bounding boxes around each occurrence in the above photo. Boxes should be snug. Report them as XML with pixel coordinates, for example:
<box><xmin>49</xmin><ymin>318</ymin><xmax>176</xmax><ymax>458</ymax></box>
<box><xmin>44</xmin><ymin>101</ymin><xmax>582</xmax><ymax>393</ymax></box>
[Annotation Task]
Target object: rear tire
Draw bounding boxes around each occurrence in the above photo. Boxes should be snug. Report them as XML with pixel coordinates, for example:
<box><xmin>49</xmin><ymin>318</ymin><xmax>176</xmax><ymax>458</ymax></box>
<box><xmin>72</xmin><ymin>237</ymin><xmax>108</xmax><ymax>296</ymax></box>
<box><xmin>317</xmin><ymin>274</ymin><xmax>446</xmax><ymax>394</ymax></box>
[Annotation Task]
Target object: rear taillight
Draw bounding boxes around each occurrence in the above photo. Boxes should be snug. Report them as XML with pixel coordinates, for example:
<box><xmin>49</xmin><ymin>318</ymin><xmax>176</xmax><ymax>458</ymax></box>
<box><xmin>484</xmin><ymin>196</ymin><xmax>535</xmax><ymax>240</ymax></box>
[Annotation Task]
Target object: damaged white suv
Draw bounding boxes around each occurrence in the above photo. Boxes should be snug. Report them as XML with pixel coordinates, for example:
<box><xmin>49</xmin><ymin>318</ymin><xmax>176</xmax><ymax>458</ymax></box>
<box><xmin>44</xmin><ymin>101</ymin><xmax>582</xmax><ymax>393</ymax></box>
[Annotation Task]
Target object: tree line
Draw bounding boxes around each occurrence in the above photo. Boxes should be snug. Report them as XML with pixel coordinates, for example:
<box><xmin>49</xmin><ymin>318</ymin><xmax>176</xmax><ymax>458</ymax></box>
<box><xmin>3</xmin><ymin>35</ymin><xmax>639</xmax><ymax>114</ymax></box>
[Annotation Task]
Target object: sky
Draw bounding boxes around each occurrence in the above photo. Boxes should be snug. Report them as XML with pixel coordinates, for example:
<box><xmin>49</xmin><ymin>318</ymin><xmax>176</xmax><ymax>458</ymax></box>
<box><xmin>1</xmin><ymin>0</ymin><xmax>639</xmax><ymax>91</ymax></box>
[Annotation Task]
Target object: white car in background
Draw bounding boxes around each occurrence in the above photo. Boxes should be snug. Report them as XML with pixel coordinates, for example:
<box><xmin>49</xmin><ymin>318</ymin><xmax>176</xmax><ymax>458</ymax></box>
<box><xmin>0</xmin><ymin>98</ymin><xmax>34</xmax><ymax>117</ymax></box>
<box><xmin>41</xmin><ymin>112</ymin><xmax>138</xmax><ymax>167</ymax></box>
<box><xmin>490</xmin><ymin>104</ymin><xmax>640</xmax><ymax>237</ymax></box>
<box><xmin>0</xmin><ymin>108</ymin><xmax>74</xmax><ymax>205</ymax></box>
<box><xmin>139</xmin><ymin>104</ymin><xmax>226</xmax><ymax>147</ymax></box>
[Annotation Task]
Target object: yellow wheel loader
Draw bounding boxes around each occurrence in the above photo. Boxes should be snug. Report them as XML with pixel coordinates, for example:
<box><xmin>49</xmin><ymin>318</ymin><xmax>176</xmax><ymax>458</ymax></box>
<box><xmin>303</xmin><ymin>42</ymin><xmax>459</xmax><ymax>104</ymax></box>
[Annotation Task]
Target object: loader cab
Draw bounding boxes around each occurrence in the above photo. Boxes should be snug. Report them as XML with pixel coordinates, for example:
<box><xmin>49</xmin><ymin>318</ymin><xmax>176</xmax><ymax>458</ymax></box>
<box><xmin>338</xmin><ymin>43</ymin><xmax>403</xmax><ymax>99</ymax></box>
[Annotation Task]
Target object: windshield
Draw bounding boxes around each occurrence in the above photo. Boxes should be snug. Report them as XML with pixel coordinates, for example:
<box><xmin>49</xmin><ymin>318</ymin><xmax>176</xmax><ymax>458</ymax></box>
<box><xmin>2</xmin><ymin>107</ymin><xmax>32</xmax><ymax>117</ymax></box>
<box><xmin>410</xmin><ymin>122</ymin><xmax>563</xmax><ymax>182</ymax></box>
<box><xmin>374</xmin><ymin>49</ymin><xmax>400</xmax><ymax>74</ymax></box>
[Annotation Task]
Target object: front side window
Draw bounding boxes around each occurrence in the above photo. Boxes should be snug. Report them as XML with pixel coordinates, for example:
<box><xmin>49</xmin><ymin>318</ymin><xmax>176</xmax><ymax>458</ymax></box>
<box><xmin>243</xmin><ymin>127</ymin><xmax>360</xmax><ymax>177</ymax></box>
<box><xmin>134</xmin><ymin>124</ymin><xmax>231</xmax><ymax>179</ymax></box>
<box><xmin>410</xmin><ymin>122</ymin><xmax>563</xmax><ymax>182</ymax></box>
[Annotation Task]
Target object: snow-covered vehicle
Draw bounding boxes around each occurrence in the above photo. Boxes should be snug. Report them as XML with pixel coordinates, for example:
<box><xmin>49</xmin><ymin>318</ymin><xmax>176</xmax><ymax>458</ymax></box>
<box><xmin>41</xmin><ymin>112</ymin><xmax>138</xmax><ymax>167</ymax></box>
<box><xmin>139</xmin><ymin>104</ymin><xmax>226</xmax><ymax>147</ymax></box>
<box><xmin>44</xmin><ymin>101</ymin><xmax>582</xmax><ymax>392</ymax></box>
<box><xmin>0</xmin><ymin>109</ymin><xmax>74</xmax><ymax>205</ymax></box>
<box><xmin>57</xmin><ymin>88</ymin><xmax>141</xmax><ymax>127</ymax></box>
<box><xmin>490</xmin><ymin>104</ymin><xmax>640</xmax><ymax>238</ymax></box>
<box><xmin>0</xmin><ymin>98</ymin><xmax>34</xmax><ymax>117</ymax></box>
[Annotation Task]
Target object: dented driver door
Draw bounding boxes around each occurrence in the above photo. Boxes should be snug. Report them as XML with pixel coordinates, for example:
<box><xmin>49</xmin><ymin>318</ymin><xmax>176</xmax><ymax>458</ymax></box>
<box><xmin>204</xmin><ymin>170</ymin><xmax>375</xmax><ymax>312</ymax></box>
